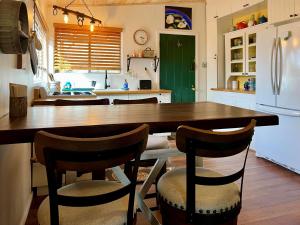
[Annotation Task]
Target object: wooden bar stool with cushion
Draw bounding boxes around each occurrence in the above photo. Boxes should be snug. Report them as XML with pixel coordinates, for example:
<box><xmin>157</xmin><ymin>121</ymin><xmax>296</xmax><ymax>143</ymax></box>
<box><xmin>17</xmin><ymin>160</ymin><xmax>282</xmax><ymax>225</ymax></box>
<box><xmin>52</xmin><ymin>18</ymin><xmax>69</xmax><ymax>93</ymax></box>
<box><xmin>53</xmin><ymin>98</ymin><xmax>110</xmax><ymax>181</ymax></box>
<box><xmin>113</xmin><ymin>97</ymin><xmax>169</xmax><ymax>206</ymax></box>
<box><xmin>54</xmin><ymin>98</ymin><xmax>110</xmax><ymax>106</ymax></box>
<box><xmin>34</xmin><ymin>124</ymin><xmax>149</xmax><ymax>225</ymax></box>
<box><xmin>157</xmin><ymin>120</ymin><xmax>256</xmax><ymax>225</ymax></box>
<box><xmin>113</xmin><ymin>97</ymin><xmax>169</xmax><ymax>151</ymax></box>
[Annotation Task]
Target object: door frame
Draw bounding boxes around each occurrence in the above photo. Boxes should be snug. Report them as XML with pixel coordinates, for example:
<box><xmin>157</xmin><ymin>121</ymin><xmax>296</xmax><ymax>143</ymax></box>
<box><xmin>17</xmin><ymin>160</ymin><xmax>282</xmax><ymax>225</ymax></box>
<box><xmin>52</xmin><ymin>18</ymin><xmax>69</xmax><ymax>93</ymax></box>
<box><xmin>156</xmin><ymin>30</ymin><xmax>199</xmax><ymax>102</ymax></box>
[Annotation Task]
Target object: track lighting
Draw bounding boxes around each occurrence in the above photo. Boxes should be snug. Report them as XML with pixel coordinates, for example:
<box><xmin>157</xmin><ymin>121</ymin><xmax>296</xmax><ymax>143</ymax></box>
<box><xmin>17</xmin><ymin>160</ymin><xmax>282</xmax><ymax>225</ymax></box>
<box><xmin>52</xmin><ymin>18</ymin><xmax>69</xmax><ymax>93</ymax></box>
<box><xmin>53</xmin><ymin>0</ymin><xmax>101</xmax><ymax>30</ymax></box>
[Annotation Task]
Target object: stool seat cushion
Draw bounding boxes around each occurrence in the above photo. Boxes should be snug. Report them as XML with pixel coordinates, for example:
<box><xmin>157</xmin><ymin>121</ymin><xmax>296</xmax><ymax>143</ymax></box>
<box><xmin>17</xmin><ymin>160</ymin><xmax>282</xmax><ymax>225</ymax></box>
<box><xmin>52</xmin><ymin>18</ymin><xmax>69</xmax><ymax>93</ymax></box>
<box><xmin>146</xmin><ymin>135</ymin><xmax>169</xmax><ymax>150</ymax></box>
<box><xmin>157</xmin><ymin>167</ymin><xmax>240</xmax><ymax>215</ymax></box>
<box><xmin>38</xmin><ymin>180</ymin><xmax>135</xmax><ymax>225</ymax></box>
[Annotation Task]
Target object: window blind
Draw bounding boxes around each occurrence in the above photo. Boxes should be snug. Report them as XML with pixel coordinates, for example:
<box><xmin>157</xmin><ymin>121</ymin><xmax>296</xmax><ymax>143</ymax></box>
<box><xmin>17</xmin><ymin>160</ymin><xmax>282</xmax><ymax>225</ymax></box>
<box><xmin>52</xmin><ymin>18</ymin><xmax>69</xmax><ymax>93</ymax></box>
<box><xmin>54</xmin><ymin>23</ymin><xmax>122</xmax><ymax>72</ymax></box>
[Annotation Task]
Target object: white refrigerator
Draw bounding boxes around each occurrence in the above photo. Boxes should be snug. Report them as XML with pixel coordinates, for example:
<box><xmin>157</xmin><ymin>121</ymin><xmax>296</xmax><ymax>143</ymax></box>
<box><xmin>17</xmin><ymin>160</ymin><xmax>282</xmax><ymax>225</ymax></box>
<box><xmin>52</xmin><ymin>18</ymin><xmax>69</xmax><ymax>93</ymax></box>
<box><xmin>255</xmin><ymin>21</ymin><xmax>300</xmax><ymax>174</ymax></box>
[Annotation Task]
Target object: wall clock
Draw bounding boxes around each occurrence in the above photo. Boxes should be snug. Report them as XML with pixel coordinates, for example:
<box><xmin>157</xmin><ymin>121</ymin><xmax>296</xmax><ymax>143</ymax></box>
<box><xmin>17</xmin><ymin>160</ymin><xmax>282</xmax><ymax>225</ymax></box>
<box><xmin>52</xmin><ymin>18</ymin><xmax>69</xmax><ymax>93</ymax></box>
<box><xmin>133</xmin><ymin>29</ymin><xmax>149</xmax><ymax>45</ymax></box>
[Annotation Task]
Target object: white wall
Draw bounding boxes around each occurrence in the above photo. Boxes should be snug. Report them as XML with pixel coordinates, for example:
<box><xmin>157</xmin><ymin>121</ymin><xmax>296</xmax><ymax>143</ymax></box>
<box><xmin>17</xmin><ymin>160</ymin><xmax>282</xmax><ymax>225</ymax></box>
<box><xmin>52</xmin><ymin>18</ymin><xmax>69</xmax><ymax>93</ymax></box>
<box><xmin>47</xmin><ymin>2</ymin><xmax>207</xmax><ymax>100</ymax></box>
<box><xmin>0</xmin><ymin>0</ymin><xmax>48</xmax><ymax>224</ymax></box>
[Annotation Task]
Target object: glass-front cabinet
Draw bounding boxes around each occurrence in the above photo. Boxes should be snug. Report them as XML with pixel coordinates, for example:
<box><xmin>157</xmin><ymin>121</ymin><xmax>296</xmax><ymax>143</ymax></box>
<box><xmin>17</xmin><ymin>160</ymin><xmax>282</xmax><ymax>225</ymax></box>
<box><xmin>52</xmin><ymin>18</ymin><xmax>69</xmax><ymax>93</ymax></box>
<box><xmin>225</xmin><ymin>24</ymin><xmax>266</xmax><ymax>89</ymax></box>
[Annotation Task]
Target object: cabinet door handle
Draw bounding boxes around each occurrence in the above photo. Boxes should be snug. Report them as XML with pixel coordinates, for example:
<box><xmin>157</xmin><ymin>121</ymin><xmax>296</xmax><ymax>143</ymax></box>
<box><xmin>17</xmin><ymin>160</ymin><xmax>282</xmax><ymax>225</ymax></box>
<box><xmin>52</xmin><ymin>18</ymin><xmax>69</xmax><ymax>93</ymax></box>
<box><xmin>214</xmin><ymin>15</ymin><xmax>219</xmax><ymax>19</ymax></box>
<box><xmin>295</xmin><ymin>14</ymin><xmax>298</xmax><ymax>17</ymax></box>
<box><xmin>290</xmin><ymin>14</ymin><xmax>294</xmax><ymax>17</ymax></box>
<box><xmin>243</xmin><ymin>3</ymin><xmax>249</xmax><ymax>7</ymax></box>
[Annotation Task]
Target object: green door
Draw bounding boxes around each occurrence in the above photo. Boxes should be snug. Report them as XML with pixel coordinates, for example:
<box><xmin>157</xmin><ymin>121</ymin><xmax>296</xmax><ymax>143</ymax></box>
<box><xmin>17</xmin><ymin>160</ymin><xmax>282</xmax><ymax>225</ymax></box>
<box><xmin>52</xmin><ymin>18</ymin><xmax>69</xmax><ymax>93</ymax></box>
<box><xmin>160</xmin><ymin>34</ymin><xmax>195</xmax><ymax>103</ymax></box>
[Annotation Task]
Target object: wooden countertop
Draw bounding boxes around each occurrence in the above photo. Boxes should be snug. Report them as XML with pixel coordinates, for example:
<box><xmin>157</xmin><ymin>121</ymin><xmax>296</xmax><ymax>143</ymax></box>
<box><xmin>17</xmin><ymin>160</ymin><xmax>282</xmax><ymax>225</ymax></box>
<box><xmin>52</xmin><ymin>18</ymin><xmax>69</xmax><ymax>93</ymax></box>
<box><xmin>93</xmin><ymin>89</ymin><xmax>171</xmax><ymax>95</ymax></box>
<box><xmin>211</xmin><ymin>88</ymin><xmax>256</xmax><ymax>95</ymax></box>
<box><xmin>0</xmin><ymin>102</ymin><xmax>278</xmax><ymax>145</ymax></box>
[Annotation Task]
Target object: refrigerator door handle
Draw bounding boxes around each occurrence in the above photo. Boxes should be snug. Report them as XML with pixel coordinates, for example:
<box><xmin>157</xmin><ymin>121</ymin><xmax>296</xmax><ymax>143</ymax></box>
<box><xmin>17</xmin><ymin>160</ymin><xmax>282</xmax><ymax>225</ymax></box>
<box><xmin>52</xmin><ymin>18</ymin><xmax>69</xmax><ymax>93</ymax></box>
<box><xmin>274</xmin><ymin>38</ymin><xmax>280</xmax><ymax>95</ymax></box>
<box><xmin>270</xmin><ymin>38</ymin><xmax>277</xmax><ymax>95</ymax></box>
<box><xmin>277</xmin><ymin>37</ymin><xmax>283</xmax><ymax>95</ymax></box>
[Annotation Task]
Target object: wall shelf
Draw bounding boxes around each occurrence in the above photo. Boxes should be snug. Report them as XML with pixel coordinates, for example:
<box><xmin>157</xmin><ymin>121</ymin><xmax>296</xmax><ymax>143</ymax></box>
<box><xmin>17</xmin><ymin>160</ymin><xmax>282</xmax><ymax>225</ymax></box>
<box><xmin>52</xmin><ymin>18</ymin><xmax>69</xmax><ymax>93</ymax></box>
<box><xmin>127</xmin><ymin>55</ymin><xmax>160</xmax><ymax>72</ymax></box>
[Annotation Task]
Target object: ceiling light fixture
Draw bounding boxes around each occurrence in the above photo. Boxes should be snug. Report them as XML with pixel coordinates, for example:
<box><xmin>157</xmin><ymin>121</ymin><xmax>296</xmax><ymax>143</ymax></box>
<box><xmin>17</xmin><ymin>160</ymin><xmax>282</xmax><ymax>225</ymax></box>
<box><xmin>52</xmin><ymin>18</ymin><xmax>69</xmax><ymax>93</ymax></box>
<box><xmin>63</xmin><ymin>10</ymin><xmax>69</xmax><ymax>24</ymax></box>
<box><xmin>53</xmin><ymin>0</ymin><xmax>101</xmax><ymax>31</ymax></box>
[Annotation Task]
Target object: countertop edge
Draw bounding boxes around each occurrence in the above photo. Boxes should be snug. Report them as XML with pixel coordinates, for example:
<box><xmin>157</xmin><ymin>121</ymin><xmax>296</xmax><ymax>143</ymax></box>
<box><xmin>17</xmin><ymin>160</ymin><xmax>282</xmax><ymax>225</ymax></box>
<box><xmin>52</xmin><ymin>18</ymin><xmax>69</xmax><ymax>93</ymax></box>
<box><xmin>93</xmin><ymin>89</ymin><xmax>172</xmax><ymax>95</ymax></box>
<box><xmin>211</xmin><ymin>88</ymin><xmax>256</xmax><ymax>95</ymax></box>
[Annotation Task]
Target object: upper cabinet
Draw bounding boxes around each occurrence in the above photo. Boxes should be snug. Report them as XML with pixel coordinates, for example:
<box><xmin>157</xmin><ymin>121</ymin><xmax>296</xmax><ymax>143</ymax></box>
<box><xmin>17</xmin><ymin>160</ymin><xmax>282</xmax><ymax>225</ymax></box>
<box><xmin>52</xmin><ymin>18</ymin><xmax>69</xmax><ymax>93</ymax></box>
<box><xmin>231</xmin><ymin>0</ymin><xmax>264</xmax><ymax>13</ymax></box>
<box><xmin>294</xmin><ymin>0</ymin><xmax>300</xmax><ymax>17</ymax></box>
<box><xmin>268</xmin><ymin>0</ymin><xmax>300</xmax><ymax>24</ymax></box>
<box><xmin>207</xmin><ymin>0</ymin><xmax>232</xmax><ymax>20</ymax></box>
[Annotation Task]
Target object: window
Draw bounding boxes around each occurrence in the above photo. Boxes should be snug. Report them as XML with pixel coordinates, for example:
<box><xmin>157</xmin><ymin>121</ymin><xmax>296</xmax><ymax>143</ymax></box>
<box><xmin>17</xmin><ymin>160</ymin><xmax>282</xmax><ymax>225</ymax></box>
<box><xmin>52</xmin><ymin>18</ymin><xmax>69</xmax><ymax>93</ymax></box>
<box><xmin>33</xmin><ymin>4</ymin><xmax>48</xmax><ymax>83</ymax></box>
<box><xmin>54</xmin><ymin>23</ymin><xmax>122</xmax><ymax>73</ymax></box>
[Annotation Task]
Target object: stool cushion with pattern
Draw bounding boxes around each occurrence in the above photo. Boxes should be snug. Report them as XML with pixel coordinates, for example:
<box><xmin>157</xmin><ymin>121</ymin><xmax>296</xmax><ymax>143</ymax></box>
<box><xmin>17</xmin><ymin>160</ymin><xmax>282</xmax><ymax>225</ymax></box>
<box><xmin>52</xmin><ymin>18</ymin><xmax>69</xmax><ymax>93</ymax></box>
<box><xmin>38</xmin><ymin>180</ymin><xmax>136</xmax><ymax>225</ymax></box>
<box><xmin>157</xmin><ymin>167</ymin><xmax>240</xmax><ymax>215</ymax></box>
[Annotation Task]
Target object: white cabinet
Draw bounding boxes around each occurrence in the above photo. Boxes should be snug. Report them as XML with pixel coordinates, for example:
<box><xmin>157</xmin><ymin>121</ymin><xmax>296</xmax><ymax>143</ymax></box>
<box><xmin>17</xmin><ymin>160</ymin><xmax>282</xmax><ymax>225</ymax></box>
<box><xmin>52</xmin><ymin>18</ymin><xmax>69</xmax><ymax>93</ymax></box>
<box><xmin>231</xmin><ymin>0</ymin><xmax>264</xmax><ymax>13</ymax></box>
<box><xmin>157</xmin><ymin>93</ymin><xmax>171</xmax><ymax>103</ymax></box>
<box><xmin>128</xmin><ymin>93</ymin><xmax>171</xmax><ymax>103</ymax></box>
<box><xmin>207</xmin><ymin>0</ymin><xmax>231</xmax><ymax>20</ymax></box>
<box><xmin>268</xmin><ymin>0</ymin><xmax>300</xmax><ymax>24</ymax></box>
<box><xmin>96</xmin><ymin>92</ymin><xmax>171</xmax><ymax>104</ymax></box>
<box><xmin>210</xmin><ymin>90</ymin><xmax>256</xmax><ymax>110</ymax></box>
<box><xmin>295</xmin><ymin>0</ymin><xmax>300</xmax><ymax>17</ymax></box>
<box><xmin>225</xmin><ymin>30</ymin><xmax>246</xmax><ymax>79</ymax></box>
<box><xmin>225</xmin><ymin>25</ymin><xmax>267</xmax><ymax>88</ymax></box>
<box><xmin>206</xmin><ymin>16</ymin><xmax>218</xmax><ymax>97</ymax></box>
<box><xmin>128</xmin><ymin>94</ymin><xmax>150</xmax><ymax>100</ymax></box>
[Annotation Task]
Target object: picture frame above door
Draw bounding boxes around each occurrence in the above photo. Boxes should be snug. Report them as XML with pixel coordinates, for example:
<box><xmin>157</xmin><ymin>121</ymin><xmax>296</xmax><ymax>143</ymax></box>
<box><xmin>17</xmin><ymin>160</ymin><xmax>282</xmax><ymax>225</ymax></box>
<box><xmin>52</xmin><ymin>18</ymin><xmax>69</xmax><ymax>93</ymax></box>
<box><xmin>165</xmin><ymin>6</ymin><xmax>192</xmax><ymax>30</ymax></box>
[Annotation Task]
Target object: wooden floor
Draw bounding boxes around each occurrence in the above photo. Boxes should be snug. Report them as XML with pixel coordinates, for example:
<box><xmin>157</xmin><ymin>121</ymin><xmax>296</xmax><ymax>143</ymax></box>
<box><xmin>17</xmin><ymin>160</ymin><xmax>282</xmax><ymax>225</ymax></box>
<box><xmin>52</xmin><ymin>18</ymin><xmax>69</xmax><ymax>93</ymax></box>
<box><xmin>25</xmin><ymin>151</ymin><xmax>300</xmax><ymax>225</ymax></box>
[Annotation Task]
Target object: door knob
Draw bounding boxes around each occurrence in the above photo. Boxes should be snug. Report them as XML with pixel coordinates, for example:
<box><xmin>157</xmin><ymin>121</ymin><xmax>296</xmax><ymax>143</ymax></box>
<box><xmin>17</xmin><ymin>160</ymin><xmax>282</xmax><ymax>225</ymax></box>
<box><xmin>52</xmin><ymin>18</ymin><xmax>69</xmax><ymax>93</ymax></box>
<box><xmin>192</xmin><ymin>85</ymin><xmax>196</xmax><ymax>91</ymax></box>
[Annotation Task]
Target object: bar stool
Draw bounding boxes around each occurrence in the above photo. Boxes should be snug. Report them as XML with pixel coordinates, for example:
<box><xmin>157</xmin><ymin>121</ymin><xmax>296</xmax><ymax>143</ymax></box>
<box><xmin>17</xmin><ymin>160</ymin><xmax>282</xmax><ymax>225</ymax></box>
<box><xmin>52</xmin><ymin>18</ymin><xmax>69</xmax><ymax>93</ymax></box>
<box><xmin>157</xmin><ymin>120</ymin><xmax>256</xmax><ymax>225</ymax></box>
<box><xmin>113</xmin><ymin>97</ymin><xmax>169</xmax><ymax>207</ymax></box>
<box><xmin>34</xmin><ymin>124</ymin><xmax>149</xmax><ymax>225</ymax></box>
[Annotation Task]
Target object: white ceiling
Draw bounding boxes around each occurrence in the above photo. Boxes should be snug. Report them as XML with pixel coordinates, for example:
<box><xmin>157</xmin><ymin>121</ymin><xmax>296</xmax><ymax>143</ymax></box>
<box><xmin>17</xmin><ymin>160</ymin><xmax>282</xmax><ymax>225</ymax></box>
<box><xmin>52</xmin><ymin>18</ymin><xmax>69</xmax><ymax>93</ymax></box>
<box><xmin>51</xmin><ymin>0</ymin><xmax>205</xmax><ymax>7</ymax></box>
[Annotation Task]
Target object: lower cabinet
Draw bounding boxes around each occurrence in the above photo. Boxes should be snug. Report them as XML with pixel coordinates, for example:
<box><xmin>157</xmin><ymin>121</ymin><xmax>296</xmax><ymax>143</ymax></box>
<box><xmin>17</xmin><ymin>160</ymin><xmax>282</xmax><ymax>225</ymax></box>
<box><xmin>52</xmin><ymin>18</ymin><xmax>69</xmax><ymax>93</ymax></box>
<box><xmin>97</xmin><ymin>93</ymin><xmax>171</xmax><ymax>104</ymax></box>
<box><xmin>210</xmin><ymin>91</ymin><xmax>256</xmax><ymax>110</ymax></box>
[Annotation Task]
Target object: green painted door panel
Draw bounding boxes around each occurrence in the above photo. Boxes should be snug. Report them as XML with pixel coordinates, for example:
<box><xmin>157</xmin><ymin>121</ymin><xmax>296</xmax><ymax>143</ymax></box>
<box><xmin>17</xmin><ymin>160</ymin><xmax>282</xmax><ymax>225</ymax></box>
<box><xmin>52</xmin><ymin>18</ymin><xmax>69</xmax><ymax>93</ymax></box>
<box><xmin>160</xmin><ymin>34</ymin><xmax>195</xmax><ymax>103</ymax></box>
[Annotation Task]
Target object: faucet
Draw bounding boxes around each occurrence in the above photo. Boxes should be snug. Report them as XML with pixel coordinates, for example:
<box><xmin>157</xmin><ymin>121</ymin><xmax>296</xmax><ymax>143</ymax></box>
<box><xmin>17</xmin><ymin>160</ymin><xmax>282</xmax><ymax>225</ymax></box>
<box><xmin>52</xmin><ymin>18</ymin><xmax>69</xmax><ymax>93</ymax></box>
<box><xmin>104</xmin><ymin>70</ymin><xmax>110</xmax><ymax>89</ymax></box>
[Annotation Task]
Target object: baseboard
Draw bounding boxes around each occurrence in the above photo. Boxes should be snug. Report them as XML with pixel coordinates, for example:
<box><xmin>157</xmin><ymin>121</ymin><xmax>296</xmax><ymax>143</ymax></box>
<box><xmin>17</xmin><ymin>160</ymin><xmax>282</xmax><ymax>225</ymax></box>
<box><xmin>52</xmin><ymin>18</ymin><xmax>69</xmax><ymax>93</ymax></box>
<box><xmin>20</xmin><ymin>192</ymin><xmax>33</xmax><ymax>225</ymax></box>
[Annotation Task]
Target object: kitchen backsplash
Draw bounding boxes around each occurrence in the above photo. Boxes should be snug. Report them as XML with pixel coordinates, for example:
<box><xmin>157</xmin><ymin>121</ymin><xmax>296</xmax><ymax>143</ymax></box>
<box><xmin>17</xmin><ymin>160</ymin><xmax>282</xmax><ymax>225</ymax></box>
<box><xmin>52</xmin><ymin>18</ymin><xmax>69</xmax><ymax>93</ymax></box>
<box><xmin>53</xmin><ymin>72</ymin><xmax>157</xmax><ymax>90</ymax></box>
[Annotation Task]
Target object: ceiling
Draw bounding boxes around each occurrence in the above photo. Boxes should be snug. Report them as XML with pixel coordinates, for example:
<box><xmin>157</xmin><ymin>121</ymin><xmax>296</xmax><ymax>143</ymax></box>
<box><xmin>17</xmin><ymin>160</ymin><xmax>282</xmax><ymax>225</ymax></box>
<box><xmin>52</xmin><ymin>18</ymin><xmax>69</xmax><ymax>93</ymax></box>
<box><xmin>51</xmin><ymin>0</ymin><xmax>205</xmax><ymax>6</ymax></box>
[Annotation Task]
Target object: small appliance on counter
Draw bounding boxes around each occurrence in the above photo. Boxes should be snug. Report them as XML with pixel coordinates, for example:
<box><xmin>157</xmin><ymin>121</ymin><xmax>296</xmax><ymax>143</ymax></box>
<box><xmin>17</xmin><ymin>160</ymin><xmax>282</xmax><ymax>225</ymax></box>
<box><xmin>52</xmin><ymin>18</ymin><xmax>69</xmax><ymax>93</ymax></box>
<box><xmin>139</xmin><ymin>80</ymin><xmax>151</xmax><ymax>90</ymax></box>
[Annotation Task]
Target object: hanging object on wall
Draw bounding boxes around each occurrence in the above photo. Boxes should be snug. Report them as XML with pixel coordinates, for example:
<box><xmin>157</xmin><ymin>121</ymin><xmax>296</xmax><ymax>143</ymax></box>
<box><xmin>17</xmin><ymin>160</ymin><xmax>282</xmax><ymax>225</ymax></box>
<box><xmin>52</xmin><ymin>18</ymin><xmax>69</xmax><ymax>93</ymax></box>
<box><xmin>165</xmin><ymin>6</ymin><xmax>192</xmax><ymax>30</ymax></box>
<box><xmin>0</xmin><ymin>1</ymin><xmax>29</xmax><ymax>54</ymax></box>
<box><xmin>53</xmin><ymin>0</ymin><xmax>102</xmax><ymax>32</ymax></box>
<box><xmin>28</xmin><ymin>37</ymin><xmax>38</xmax><ymax>75</ymax></box>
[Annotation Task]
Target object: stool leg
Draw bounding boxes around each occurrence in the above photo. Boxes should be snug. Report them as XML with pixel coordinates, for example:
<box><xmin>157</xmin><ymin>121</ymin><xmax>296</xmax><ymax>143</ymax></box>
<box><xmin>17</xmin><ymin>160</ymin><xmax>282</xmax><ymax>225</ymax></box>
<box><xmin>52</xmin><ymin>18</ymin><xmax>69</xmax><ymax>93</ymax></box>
<box><xmin>156</xmin><ymin>162</ymin><xmax>167</xmax><ymax>206</ymax></box>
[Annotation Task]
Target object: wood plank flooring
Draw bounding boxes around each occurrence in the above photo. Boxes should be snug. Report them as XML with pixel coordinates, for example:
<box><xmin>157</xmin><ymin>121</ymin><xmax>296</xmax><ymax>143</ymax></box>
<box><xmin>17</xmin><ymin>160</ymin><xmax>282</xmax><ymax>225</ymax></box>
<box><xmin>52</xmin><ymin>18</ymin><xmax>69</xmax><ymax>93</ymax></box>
<box><xmin>25</xmin><ymin>151</ymin><xmax>300</xmax><ymax>225</ymax></box>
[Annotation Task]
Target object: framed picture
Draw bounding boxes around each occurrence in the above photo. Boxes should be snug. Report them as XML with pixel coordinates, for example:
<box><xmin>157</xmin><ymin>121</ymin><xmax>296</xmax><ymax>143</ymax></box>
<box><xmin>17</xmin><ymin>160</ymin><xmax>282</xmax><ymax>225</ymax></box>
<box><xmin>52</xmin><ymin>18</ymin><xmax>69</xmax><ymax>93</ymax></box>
<box><xmin>165</xmin><ymin>6</ymin><xmax>192</xmax><ymax>30</ymax></box>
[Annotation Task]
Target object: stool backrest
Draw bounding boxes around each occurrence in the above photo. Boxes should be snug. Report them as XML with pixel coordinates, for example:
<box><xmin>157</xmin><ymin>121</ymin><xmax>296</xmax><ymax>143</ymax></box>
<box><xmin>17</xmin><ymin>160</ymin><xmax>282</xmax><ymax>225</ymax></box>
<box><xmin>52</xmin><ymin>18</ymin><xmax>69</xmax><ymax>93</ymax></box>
<box><xmin>54</xmin><ymin>98</ymin><xmax>110</xmax><ymax>106</ymax></box>
<box><xmin>34</xmin><ymin>124</ymin><xmax>149</xmax><ymax>225</ymax></box>
<box><xmin>113</xmin><ymin>97</ymin><xmax>158</xmax><ymax>105</ymax></box>
<box><xmin>176</xmin><ymin>120</ymin><xmax>256</xmax><ymax>222</ymax></box>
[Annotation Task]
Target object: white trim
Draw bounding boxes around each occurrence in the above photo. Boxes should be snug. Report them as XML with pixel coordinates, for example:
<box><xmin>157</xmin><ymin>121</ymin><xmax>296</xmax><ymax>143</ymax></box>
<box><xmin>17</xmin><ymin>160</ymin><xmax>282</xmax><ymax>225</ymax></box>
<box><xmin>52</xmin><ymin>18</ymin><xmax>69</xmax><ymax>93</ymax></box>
<box><xmin>156</xmin><ymin>30</ymin><xmax>200</xmax><ymax>102</ymax></box>
<box><xmin>20</xmin><ymin>192</ymin><xmax>33</xmax><ymax>225</ymax></box>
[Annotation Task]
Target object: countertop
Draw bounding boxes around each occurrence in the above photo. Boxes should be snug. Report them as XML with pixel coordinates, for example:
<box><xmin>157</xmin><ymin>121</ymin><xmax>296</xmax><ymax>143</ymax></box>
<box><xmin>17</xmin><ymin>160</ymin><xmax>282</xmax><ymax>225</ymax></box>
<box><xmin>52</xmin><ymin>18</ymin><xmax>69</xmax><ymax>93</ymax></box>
<box><xmin>211</xmin><ymin>88</ymin><xmax>255</xmax><ymax>95</ymax></box>
<box><xmin>0</xmin><ymin>102</ymin><xmax>278</xmax><ymax>145</ymax></box>
<box><xmin>93</xmin><ymin>89</ymin><xmax>171</xmax><ymax>95</ymax></box>
<box><xmin>32</xmin><ymin>89</ymin><xmax>172</xmax><ymax>106</ymax></box>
